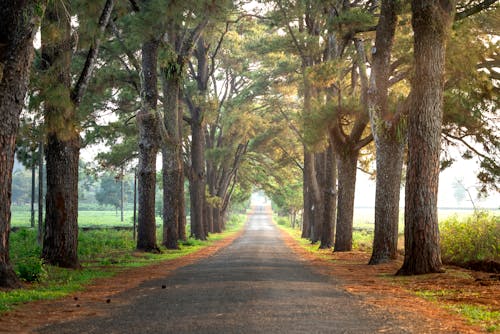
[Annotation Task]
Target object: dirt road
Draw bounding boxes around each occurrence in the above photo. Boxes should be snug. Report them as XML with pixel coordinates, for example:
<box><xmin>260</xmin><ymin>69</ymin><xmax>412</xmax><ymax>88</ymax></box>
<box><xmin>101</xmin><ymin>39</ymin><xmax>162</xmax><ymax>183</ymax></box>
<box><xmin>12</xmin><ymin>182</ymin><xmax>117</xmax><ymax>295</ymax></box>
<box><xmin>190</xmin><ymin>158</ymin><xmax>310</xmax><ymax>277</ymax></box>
<box><xmin>37</xmin><ymin>206</ymin><xmax>409</xmax><ymax>333</ymax></box>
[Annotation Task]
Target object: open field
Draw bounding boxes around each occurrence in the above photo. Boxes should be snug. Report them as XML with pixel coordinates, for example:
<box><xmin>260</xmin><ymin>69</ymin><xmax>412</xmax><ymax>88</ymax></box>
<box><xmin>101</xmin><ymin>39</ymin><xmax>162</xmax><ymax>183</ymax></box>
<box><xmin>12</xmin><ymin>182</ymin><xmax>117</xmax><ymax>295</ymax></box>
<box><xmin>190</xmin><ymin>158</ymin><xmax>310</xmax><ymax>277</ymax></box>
<box><xmin>11</xmin><ymin>208</ymin><xmax>153</xmax><ymax>228</ymax></box>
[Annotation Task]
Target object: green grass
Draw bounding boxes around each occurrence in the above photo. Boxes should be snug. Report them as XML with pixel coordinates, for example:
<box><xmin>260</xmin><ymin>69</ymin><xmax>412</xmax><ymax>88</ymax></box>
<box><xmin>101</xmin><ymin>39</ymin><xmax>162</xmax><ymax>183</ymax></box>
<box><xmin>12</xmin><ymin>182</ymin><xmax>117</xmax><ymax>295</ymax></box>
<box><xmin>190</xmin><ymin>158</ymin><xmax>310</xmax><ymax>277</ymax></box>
<box><xmin>11</xmin><ymin>210</ymin><xmax>158</xmax><ymax>228</ymax></box>
<box><xmin>1</xmin><ymin>212</ymin><xmax>247</xmax><ymax>314</ymax></box>
<box><xmin>448</xmin><ymin>304</ymin><xmax>500</xmax><ymax>333</ymax></box>
<box><xmin>414</xmin><ymin>289</ymin><xmax>499</xmax><ymax>332</ymax></box>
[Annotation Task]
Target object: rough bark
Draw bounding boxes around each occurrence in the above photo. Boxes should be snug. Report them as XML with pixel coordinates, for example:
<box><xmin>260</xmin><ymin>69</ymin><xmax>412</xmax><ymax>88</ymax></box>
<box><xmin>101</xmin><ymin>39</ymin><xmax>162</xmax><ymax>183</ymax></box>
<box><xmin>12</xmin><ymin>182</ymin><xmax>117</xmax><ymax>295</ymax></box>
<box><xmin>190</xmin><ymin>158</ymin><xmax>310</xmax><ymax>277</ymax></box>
<box><xmin>161</xmin><ymin>68</ymin><xmax>182</xmax><ymax>249</ymax></box>
<box><xmin>43</xmin><ymin>135</ymin><xmax>80</xmax><ymax>267</ymax></box>
<box><xmin>0</xmin><ymin>0</ymin><xmax>40</xmax><ymax>286</ymax></box>
<box><xmin>319</xmin><ymin>143</ymin><xmax>337</xmax><ymax>249</ymax></box>
<box><xmin>41</xmin><ymin>3</ymin><xmax>80</xmax><ymax>268</ymax></box>
<box><xmin>397</xmin><ymin>0</ymin><xmax>455</xmax><ymax>275</ymax></box>
<box><xmin>136</xmin><ymin>39</ymin><xmax>160</xmax><ymax>252</ymax></box>
<box><xmin>370</xmin><ymin>136</ymin><xmax>403</xmax><ymax>264</ymax></box>
<box><xmin>310</xmin><ymin>152</ymin><xmax>325</xmax><ymax>244</ymax></box>
<box><xmin>37</xmin><ymin>141</ymin><xmax>44</xmax><ymax>245</ymax></box>
<box><xmin>334</xmin><ymin>150</ymin><xmax>358</xmax><ymax>251</ymax></box>
<box><xmin>368</xmin><ymin>0</ymin><xmax>404</xmax><ymax>265</ymax></box>
<box><xmin>301</xmin><ymin>151</ymin><xmax>312</xmax><ymax>239</ymax></box>
<box><xmin>188</xmin><ymin>104</ymin><xmax>206</xmax><ymax>240</ymax></box>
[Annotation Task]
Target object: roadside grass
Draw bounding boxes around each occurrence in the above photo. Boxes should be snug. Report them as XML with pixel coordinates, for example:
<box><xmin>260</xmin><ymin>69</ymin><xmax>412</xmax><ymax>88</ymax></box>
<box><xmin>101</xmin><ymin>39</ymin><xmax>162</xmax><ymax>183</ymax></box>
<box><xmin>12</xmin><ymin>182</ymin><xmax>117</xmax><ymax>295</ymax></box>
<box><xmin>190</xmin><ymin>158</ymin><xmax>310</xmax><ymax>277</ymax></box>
<box><xmin>416</xmin><ymin>290</ymin><xmax>499</xmax><ymax>332</ymax></box>
<box><xmin>448</xmin><ymin>304</ymin><xmax>500</xmax><ymax>333</ymax></box>
<box><xmin>1</xmin><ymin>213</ymin><xmax>247</xmax><ymax>314</ymax></box>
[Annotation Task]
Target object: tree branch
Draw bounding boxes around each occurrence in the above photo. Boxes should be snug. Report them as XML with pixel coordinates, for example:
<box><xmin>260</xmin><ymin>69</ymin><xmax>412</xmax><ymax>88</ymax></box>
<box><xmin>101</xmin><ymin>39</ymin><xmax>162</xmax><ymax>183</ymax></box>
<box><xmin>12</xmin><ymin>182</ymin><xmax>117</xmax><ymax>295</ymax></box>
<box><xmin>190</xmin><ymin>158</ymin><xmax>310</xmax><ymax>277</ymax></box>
<box><xmin>455</xmin><ymin>0</ymin><xmax>497</xmax><ymax>21</ymax></box>
<box><xmin>71</xmin><ymin>0</ymin><xmax>115</xmax><ymax>106</ymax></box>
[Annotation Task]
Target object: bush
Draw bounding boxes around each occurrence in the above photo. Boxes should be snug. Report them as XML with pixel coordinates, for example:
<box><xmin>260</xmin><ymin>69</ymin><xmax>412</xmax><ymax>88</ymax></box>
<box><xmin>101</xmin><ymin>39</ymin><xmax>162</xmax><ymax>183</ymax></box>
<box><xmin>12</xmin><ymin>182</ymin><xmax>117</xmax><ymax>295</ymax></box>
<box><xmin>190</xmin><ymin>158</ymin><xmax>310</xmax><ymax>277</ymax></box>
<box><xmin>275</xmin><ymin>217</ymin><xmax>289</xmax><ymax>226</ymax></box>
<box><xmin>15</xmin><ymin>257</ymin><xmax>47</xmax><ymax>282</ymax></box>
<box><xmin>440</xmin><ymin>211</ymin><xmax>500</xmax><ymax>264</ymax></box>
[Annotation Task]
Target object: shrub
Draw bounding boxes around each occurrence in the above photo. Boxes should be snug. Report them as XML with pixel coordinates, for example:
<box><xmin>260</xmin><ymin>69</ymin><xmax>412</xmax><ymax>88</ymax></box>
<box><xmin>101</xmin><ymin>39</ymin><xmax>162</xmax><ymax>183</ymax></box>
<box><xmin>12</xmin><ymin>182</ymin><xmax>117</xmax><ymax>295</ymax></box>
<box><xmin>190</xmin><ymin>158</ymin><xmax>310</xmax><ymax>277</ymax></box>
<box><xmin>15</xmin><ymin>257</ymin><xmax>47</xmax><ymax>282</ymax></box>
<box><xmin>276</xmin><ymin>217</ymin><xmax>289</xmax><ymax>226</ymax></box>
<box><xmin>440</xmin><ymin>211</ymin><xmax>500</xmax><ymax>264</ymax></box>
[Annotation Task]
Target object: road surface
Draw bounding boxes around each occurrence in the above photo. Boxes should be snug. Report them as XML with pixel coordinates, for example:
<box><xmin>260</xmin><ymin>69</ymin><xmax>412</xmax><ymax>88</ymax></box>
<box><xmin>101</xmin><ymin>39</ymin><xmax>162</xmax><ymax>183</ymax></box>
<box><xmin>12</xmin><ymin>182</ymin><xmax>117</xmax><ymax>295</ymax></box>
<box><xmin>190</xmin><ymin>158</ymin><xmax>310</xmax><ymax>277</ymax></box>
<box><xmin>38</xmin><ymin>205</ymin><xmax>408</xmax><ymax>333</ymax></box>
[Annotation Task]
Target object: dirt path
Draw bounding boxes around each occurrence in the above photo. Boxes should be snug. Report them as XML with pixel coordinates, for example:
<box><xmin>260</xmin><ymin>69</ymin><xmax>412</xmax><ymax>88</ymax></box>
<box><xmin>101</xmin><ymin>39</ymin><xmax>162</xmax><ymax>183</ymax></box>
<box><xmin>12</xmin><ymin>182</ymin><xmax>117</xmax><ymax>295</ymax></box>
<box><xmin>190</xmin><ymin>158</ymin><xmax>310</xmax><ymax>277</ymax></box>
<box><xmin>30</xmin><ymin>205</ymin><xmax>420</xmax><ymax>333</ymax></box>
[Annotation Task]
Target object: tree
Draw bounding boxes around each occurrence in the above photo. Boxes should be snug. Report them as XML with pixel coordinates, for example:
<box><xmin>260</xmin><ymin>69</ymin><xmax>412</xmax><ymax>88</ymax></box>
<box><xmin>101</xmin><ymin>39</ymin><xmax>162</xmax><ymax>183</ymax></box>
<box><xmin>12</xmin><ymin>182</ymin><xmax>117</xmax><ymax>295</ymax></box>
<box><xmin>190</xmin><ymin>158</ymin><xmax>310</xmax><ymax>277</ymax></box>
<box><xmin>41</xmin><ymin>0</ymin><xmax>114</xmax><ymax>268</ymax></box>
<box><xmin>160</xmin><ymin>3</ymin><xmax>208</xmax><ymax>249</ymax></box>
<box><xmin>136</xmin><ymin>3</ymin><xmax>161</xmax><ymax>252</ymax></box>
<box><xmin>0</xmin><ymin>0</ymin><xmax>45</xmax><ymax>288</ymax></box>
<box><xmin>397</xmin><ymin>0</ymin><xmax>456</xmax><ymax>275</ymax></box>
<box><xmin>368</xmin><ymin>0</ymin><xmax>404</xmax><ymax>265</ymax></box>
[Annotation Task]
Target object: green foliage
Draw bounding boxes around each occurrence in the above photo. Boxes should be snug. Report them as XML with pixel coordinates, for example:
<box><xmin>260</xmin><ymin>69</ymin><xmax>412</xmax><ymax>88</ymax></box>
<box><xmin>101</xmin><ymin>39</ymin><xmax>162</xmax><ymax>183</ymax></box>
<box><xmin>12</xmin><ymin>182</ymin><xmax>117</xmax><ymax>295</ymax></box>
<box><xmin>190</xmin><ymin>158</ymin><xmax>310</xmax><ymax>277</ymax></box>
<box><xmin>448</xmin><ymin>304</ymin><xmax>500</xmax><ymax>333</ymax></box>
<box><xmin>440</xmin><ymin>212</ymin><xmax>500</xmax><ymax>264</ymax></box>
<box><xmin>15</xmin><ymin>257</ymin><xmax>47</xmax><ymax>283</ymax></box>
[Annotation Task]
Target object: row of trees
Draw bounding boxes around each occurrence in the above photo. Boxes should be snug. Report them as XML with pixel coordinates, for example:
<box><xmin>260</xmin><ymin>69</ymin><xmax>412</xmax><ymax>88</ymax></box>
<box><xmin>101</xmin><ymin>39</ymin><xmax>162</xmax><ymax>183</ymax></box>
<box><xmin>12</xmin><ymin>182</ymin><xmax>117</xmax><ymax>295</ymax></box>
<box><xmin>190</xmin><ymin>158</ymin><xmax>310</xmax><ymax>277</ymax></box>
<box><xmin>252</xmin><ymin>0</ymin><xmax>497</xmax><ymax>273</ymax></box>
<box><xmin>0</xmin><ymin>0</ymin><xmax>498</xmax><ymax>288</ymax></box>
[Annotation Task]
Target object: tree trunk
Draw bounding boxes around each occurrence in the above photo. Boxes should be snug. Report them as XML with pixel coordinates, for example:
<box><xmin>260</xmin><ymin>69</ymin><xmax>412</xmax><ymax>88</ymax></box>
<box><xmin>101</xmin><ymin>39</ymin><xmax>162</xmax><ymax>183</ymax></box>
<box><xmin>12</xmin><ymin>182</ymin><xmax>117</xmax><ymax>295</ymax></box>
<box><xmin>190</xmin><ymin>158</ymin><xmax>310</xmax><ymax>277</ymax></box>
<box><xmin>320</xmin><ymin>143</ymin><xmax>337</xmax><ymax>249</ymax></box>
<box><xmin>120</xmin><ymin>168</ymin><xmax>124</xmax><ymax>222</ymax></box>
<box><xmin>31</xmin><ymin>164</ymin><xmax>36</xmax><ymax>228</ymax></box>
<box><xmin>136</xmin><ymin>39</ymin><xmax>160</xmax><ymax>253</ymax></box>
<box><xmin>41</xmin><ymin>3</ymin><xmax>80</xmax><ymax>268</ymax></box>
<box><xmin>0</xmin><ymin>0</ymin><xmax>40</xmax><ymax>285</ymax></box>
<box><xmin>368</xmin><ymin>0</ymin><xmax>403</xmax><ymax>265</ymax></box>
<box><xmin>369</xmin><ymin>136</ymin><xmax>403</xmax><ymax>264</ymax></box>
<box><xmin>301</xmin><ymin>151</ymin><xmax>311</xmax><ymax>239</ymax></box>
<box><xmin>133</xmin><ymin>169</ymin><xmax>137</xmax><ymax>240</ymax></box>
<box><xmin>178</xmin><ymin>176</ymin><xmax>187</xmax><ymax>241</ymax></box>
<box><xmin>189</xmin><ymin>111</ymin><xmax>206</xmax><ymax>240</ymax></box>
<box><xmin>161</xmin><ymin>67</ymin><xmax>182</xmax><ymax>249</ymax></box>
<box><xmin>334</xmin><ymin>150</ymin><xmax>358</xmax><ymax>251</ymax></box>
<box><xmin>43</xmin><ymin>136</ymin><xmax>80</xmax><ymax>268</ymax></box>
<box><xmin>43</xmin><ymin>0</ymin><xmax>114</xmax><ymax>266</ymax></box>
<box><xmin>397</xmin><ymin>0</ymin><xmax>454</xmax><ymax>275</ymax></box>
<box><xmin>310</xmin><ymin>152</ymin><xmax>325</xmax><ymax>244</ymax></box>
<box><xmin>213</xmin><ymin>207</ymin><xmax>222</xmax><ymax>233</ymax></box>
<box><xmin>38</xmin><ymin>140</ymin><xmax>44</xmax><ymax>245</ymax></box>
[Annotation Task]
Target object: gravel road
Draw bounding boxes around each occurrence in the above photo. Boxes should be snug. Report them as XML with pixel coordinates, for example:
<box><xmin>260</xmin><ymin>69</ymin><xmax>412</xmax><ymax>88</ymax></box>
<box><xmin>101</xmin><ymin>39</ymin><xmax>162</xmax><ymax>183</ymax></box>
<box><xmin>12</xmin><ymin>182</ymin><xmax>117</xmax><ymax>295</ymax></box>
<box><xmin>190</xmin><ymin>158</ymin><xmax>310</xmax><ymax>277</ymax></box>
<box><xmin>37</xmin><ymin>205</ymin><xmax>410</xmax><ymax>333</ymax></box>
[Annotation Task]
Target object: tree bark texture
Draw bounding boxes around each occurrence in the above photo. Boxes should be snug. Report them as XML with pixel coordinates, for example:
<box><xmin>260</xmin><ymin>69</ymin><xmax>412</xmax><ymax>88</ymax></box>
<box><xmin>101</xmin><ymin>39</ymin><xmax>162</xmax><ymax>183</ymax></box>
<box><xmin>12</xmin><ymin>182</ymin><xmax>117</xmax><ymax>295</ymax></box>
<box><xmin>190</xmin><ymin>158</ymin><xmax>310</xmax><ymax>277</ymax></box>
<box><xmin>0</xmin><ymin>1</ymin><xmax>40</xmax><ymax>287</ymax></box>
<box><xmin>398</xmin><ymin>0</ymin><xmax>455</xmax><ymax>275</ymax></box>
<box><xmin>136</xmin><ymin>39</ymin><xmax>160</xmax><ymax>252</ymax></box>
<box><xmin>320</xmin><ymin>143</ymin><xmax>337</xmax><ymax>249</ymax></box>
<box><xmin>43</xmin><ymin>135</ymin><xmax>80</xmax><ymax>267</ymax></box>
<box><xmin>334</xmin><ymin>150</ymin><xmax>359</xmax><ymax>251</ymax></box>
<box><xmin>301</xmin><ymin>151</ymin><xmax>312</xmax><ymax>239</ymax></box>
<box><xmin>310</xmin><ymin>152</ymin><xmax>325</xmax><ymax>244</ymax></box>
<box><xmin>162</xmin><ymin>69</ymin><xmax>183</xmax><ymax>249</ymax></box>
<box><xmin>189</xmin><ymin>110</ymin><xmax>207</xmax><ymax>240</ymax></box>
<box><xmin>370</xmin><ymin>135</ymin><xmax>403</xmax><ymax>264</ymax></box>
<box><xmin>41</xmin><ymin>3</ymin><xmax>80</xmax><ymax>268</ymax></box>
<box><xmin>368</xmin><ymin>0</ymin><xmax>404</xmax><ymax>265</ymax></box>
<box><xmin>37</xmin><ymin>141</ymin><xmax>44</xmax><ymax>245</ymax></box>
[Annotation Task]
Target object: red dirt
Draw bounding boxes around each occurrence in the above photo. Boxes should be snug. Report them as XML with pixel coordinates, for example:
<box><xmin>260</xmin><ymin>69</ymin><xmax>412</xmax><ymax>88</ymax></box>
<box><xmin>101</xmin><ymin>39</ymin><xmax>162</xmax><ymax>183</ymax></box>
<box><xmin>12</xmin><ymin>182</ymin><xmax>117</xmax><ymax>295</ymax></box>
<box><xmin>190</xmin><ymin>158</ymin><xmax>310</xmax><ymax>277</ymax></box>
<box><xmin>278</xmin><ymin>228</ymin><xmax>500</xmax><ymax>333</ymax></box>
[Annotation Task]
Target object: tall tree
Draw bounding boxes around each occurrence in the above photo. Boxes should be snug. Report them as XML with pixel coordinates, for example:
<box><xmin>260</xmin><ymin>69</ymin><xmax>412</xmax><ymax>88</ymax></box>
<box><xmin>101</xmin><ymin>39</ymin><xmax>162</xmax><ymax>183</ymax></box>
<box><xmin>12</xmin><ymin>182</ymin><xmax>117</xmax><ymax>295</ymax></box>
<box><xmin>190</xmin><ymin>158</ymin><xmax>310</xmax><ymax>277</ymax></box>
<box><xmin>136</xmin><ymin>25</ymin><xmax>161</xmax><ymax>252</ymax></box>
<box><xmin>368</xmin><ymin>0</ymin><xmax>404</xmax><ymax>265</ymax></box>
<box><xmin>397</xmin><ymin>0</ymin><xmax>456</xmax><ymax>275</ymax></box>
<box><xmin>0</xmin><ymin>0</ymin><xmax>45</xmax><ymax>288</ymax></box>
<box><xmin>160</xmin><ymin>12</ymin><xmax>208</xmax><ymax>246</ymax></box>
<box><xmin>41</xmin><ymin>0</ymin><xmax>114</xmax><ymax>268</ymax></box>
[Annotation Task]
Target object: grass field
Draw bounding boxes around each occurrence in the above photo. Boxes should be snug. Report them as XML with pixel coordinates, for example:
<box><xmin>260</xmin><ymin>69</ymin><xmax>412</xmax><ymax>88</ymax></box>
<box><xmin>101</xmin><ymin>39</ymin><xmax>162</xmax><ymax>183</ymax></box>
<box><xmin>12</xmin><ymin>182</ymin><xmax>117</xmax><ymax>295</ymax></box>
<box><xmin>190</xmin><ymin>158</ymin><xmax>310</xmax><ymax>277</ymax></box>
<box><xmin>11</xmin><ymin>209</ymin><xmax>153</xmax><ymax>228</ymax></box>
